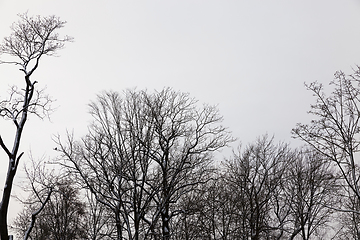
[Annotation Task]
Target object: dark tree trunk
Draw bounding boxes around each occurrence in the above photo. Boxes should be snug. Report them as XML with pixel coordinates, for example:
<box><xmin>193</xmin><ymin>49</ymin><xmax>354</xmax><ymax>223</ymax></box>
<box><xmin>115</xmin><ymin>209</ymin><xmax>122</xmax><ymax>240</ymax></box>
<box><xmin>0</xmin><ymin>80</ymin><xmax>28</xmax><ymax>240</ymax></box>
<box><xmin>161</xmin><ymin>202</ymin><xmax>170</xmax><ymax>240</ymax></box>
<box><xmin>0</xmin><ymin>162</ymin><xmax>16</xmax><ymax>240</ymax></box>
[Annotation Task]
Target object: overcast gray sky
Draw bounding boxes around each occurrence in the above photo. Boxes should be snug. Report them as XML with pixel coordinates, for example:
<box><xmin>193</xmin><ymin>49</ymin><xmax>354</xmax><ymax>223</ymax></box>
<box><xmin>1</xmin><ymin>0</ymin><xmax>360</xmax><ymax>222</ymax></box>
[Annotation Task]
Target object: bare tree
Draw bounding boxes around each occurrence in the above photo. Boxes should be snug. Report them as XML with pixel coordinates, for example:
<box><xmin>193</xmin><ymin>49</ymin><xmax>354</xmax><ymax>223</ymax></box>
<box><xmin>0</xmin><ymin>13</ymin><xmax>72</xmax><ymax>240</ymax></box>
<box><xmin>12</xmin><ymin>159</ymin><xmax>55</xmax><ymax>240</ymax></box>
<box><xmin>14</xmin><ymin>159</ymin><xmax>117</xmax><ymax>240</ymax></box>
<box><xmin>292</xmin><ymin>67</ymin><xmax>360</xmax><ymax>234</ymax></box>
<box><xmin>223</xmin><ymin>135</ymin><xmax>291</xmax><ymax>240</ymax></box>
<box><xmin>56</xmin><ymin>88</ymin><xmax>233</xmax><ymax>240</ymax></box>
<box><xmin>169</xmin><ymin>137</ymin><xmax>338</xmax><ymax>240</ymax></box>
<box><xmin>284</xmin><ymin>149</ymin><xmax>337</xmax><ymax>240</ymax></box>
<box><xmin>13</xmin><ymin>175</ymin><xmax>88</xmax><ymax>240</ymax></box>
<box><xmin>173</xmin><ymin>136</ymin><xmax>293</xmax><ymax>240</ymax></box>
<box><xmin>56</xmin><ymin>90</ymin><xmax>159</xmax><ymax>240</ymax></box>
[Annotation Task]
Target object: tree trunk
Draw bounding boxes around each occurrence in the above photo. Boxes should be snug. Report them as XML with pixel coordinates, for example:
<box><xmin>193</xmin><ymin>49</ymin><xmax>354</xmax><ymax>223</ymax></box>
<box><xmin>134</xmin><ymin>211</ymin><xmax>139</xmax><ymax>240</ymax></box>
<box><xmin>0</xmin><ymin>75</ymin><xmax>31</xmax><ymax>240</ymax></box>
<box><xmin>115</xmin><ymin>209</ymin><xmax>122</xmax><ymax>240</ymax></box>
<box><xmin>161</xmin><ymin>203</ymin><xmax>170</xmax><ymax>240</ymax></box>
<box><xmin>0</xmin><ymin>161</ymin><xmax>15</xmax><ymax>240</ymax></box>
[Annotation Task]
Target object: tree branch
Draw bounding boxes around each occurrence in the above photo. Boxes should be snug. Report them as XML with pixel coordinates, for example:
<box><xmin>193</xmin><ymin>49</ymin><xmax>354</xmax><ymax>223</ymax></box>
<box><xmin>0</xmin><ymin>135</ymin><xmax>12</xmax><ymax>158</ymax></box>
<box><xmin>23</xmin><ymin>187</ymin><xmax>53</xmax><ymax>240</ymax></box>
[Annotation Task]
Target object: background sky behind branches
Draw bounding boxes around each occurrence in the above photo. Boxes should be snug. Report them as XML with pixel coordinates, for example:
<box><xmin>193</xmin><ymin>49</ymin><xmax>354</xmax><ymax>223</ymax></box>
<box><xmin>1</xmin><ymin>0</ymin><xmax>360</xmax><ymax>221</ymax></box>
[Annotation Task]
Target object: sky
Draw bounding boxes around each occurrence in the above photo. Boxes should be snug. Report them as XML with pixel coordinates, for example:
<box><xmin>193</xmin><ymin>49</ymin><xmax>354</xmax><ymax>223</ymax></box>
<box><xmin>0</xmin><ymin>0</ymin><xmax>360</xmax><ymax>225</ymax></box>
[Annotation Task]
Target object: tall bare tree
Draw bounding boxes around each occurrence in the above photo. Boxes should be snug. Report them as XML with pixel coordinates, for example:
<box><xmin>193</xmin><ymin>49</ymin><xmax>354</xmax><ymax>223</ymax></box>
<box><xmin>0</xmin><ymin>13</ymin><xmax>72</xmax><ymax>240</ymax></box>
<box><xmin>292</xmin><ymin>67</ymin><xmax>360</xmax><ymax>234</ymax></box>
<box><xmin>56</xmin><ymin>88</ymin><xmax>233</xmax><ymax>240</ymax></box>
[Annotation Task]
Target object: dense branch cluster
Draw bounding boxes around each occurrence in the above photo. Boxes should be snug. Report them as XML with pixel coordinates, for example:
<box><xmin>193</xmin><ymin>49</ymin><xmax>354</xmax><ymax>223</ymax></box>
<box><xmin>18</xmin><ymin>88</ymin><xmax>338</xmax><ymax>240</ymax></box>
<box><xmin>53</xmin><ymin>88</ymin><xmax>233</xmax><ymax>240</ymax></box>
<box><xmin>0</xmin><ymin>13</ymin><xmax>73</xmax><ymax>75</ymax></box>
<box><xmin>15</xmin><ymin>134</ymin><xmax>340</xmax><ymax>240</ymax></box>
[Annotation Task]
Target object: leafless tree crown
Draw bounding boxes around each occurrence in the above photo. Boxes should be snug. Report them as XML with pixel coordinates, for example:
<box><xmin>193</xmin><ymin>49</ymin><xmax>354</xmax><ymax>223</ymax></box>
<box><xmin>0</xmin><ymin>12</ymin><xmax>73</xmax><ymax>75</ymax></box>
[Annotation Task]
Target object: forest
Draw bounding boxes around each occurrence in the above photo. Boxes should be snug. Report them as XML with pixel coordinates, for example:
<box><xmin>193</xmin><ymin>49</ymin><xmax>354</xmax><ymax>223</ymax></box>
<box><xmin>1</xmin><ymin>13</ymin><xmax>360</xmax><ymax>240</ymax></box>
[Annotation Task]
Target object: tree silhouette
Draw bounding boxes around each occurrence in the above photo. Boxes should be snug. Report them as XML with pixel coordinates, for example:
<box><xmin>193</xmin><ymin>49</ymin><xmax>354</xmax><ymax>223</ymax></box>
<box><xmin>0</xmin><ymin>13</ymin><xmax>72</xmax><ymax>240</ymax></box>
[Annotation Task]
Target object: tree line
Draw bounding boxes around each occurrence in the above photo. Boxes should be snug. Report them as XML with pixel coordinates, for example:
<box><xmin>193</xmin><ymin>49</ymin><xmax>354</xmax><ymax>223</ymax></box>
<box><xmin>1</xmin><ymin>13</ymin><xmax>360</xmax><ymax>240</ymax></box>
